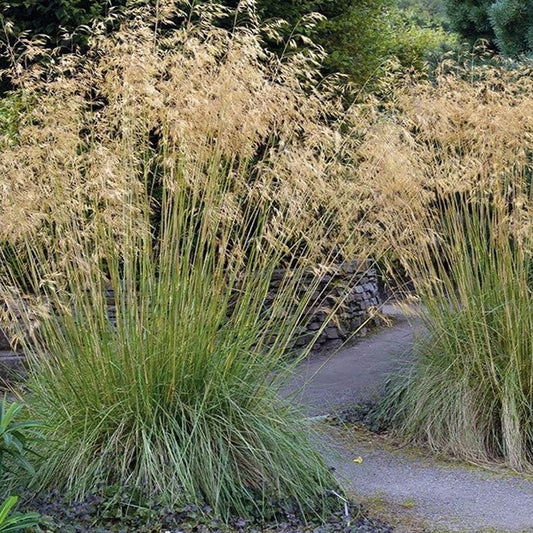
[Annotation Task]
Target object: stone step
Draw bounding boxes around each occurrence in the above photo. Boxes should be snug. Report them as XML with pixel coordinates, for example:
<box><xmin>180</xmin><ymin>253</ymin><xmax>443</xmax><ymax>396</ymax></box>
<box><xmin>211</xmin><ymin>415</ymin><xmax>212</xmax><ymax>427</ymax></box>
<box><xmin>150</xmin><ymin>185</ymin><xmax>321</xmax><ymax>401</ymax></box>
<box><xmin>0</xmin><ymin>350</ymin><xmax>25</xmax><ymax>362</ymax></box>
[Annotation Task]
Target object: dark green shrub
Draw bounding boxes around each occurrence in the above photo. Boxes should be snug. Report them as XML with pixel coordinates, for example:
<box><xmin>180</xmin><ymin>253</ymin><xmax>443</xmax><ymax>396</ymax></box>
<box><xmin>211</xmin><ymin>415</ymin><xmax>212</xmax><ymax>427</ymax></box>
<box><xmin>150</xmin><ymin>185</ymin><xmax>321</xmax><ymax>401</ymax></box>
<box><xmin>444</xmin><ymin>0</ymin><xmax>532</xmax><ymax>56</ymax></box>
<box><xmin>0</xmin><ymin>398</ymin><xmax>40</xmax><ymax>533</ymax></box>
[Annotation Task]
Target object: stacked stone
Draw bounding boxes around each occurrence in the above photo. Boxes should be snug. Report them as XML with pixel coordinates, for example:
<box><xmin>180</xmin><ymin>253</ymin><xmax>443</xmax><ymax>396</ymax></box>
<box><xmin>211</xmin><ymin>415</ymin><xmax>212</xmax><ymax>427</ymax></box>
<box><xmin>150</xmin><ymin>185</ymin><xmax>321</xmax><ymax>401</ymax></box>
<box><xmin>0</xmin><ymin>328</ymin><xmax>10</xmax><ymax>350</ymax></box>
<box><xmin>0</xmin><ymin>316</ymin><xmax>25</xmax><ymax>383</ymax></box>
<box><xmin>106</xmin><ymin>288</ymin><xmax>116</xmax><ymax>324</ymax></box>
<box><xmin>265</xmin><ymin>260</ymin><xmax>381</xmax><ymax>351</ymax></box>
<box><xmin>0</xmin><ymin>260</ymin><xmax>381</xmax><ymax>365</ymax></box>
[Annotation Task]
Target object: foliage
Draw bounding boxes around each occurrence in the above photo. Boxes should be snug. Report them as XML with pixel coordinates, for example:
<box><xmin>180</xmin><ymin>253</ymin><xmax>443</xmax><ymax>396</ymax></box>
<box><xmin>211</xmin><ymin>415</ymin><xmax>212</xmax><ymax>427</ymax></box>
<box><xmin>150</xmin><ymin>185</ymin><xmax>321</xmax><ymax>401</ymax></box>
<box><xmin>17</xmin><ymin>486</ymin><xmax>379</xmax><ymax>532</ymax></box>
<box><xmin>0</xmin><ymin>399</ymin><xmax>41</xmax><ymax>533</ymax></box>
<box><xmin>0</xmin><ymin>0</ymin><xmax>124</xmax><ymax>91</ymax></box>
<box><xmin>316</xmin><ymin>0</ymin><xmax>398</xmax><ymax>85</ymax></box>
<box><xmin>0</xmin><ymin>397</ymin><xmax>41</xmax><ymax>479</ymax></box>
<box><xmin>444</xmin><ymin>0</ymin><xmax>532</xmax><ymax>56</ymax></box>
<box><xmin>0</xmin><ymin>94</ymin><xmax>27</xmax><ymax>148</ymax></box>
<box><xmin>351</xmin><ymin>60</ymin><xmax>533</xmax><ymax>471</ymax></box>
<box><xmin>384</xmin><ymin>8</ymin><xmax>455</xmax><ymax>72</ymax></box>
<box><xmin>259</xmin><ymin>0</ymin><xmax>454</xmax><ymax>88</ymax></box>
<box><xmin>444</xmin><ymin>0</ymin><xmax>494</xmax><ymax>43</ymax></box>
<box><xmin>488</xmin><ymin>0</ymin><xmax>533</xmax><ymax>57</ymax></box>
<box><xmin>0</xmin><ymin>2</ymin><xmax>372</xmax><ymax>521</ymax></box>
<box><xmin>0</xmin><ymin>496</ymin><xmax>39</xmax><ymax>533</ymax></box>
<box><xmin>0</xmin><ymin>0</ymin><xmax>454</xmax><ymax>94</ymax></box>
<box><xmin>0</xmin><ymin>0</ymin><xmax>124</xmax><ymax>41</ymax></box>
<box><xmin>256</xmin><ymin>0</ymin><xmax>395</xmax><ymax>85</ymax></box>
<box><xmin>398</xmin><ymin>0</ymin><xmax>449</xmax><ymax>27</ymax></box>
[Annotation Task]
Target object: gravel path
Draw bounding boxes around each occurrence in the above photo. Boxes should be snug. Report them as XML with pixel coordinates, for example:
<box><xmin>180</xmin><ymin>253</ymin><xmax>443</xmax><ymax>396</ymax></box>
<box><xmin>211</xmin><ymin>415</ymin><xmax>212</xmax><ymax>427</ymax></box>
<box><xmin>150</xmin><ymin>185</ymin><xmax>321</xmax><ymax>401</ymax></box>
<box><xmin>287</xmin><ymin>304</ymin><xmax>533</xmax><ymax>533</ymax></box>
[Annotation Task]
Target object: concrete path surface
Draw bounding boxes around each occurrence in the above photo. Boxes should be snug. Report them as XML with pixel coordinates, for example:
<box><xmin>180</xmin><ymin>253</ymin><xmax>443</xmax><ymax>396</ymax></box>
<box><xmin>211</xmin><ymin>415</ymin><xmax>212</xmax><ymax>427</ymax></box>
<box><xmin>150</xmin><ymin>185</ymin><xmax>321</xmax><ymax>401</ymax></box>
<box><xmin>286</xmin><ymin>304</ymin><xmax>533</xmax><ymax>532</ymax></box>
<box><xmin>285</xmin><ymin>306</ymin><xmax>420</xmax><ymax>416</ymax></box>
<box><xmin>318</xmin><ymin>427</ymin><xmax>533</xmax><ymax>533</ymax></box>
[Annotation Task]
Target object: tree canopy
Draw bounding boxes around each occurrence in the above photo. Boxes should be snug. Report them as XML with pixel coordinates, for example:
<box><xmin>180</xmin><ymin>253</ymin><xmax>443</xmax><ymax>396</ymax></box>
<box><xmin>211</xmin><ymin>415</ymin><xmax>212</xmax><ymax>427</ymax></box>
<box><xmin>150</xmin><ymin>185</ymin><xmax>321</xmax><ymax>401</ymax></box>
<box><xmin>0</xmin><ymin>0</ymin><xmax>125</xmax><ymax>41</ymax></box>
<box><xmin>1</xmin><ymin>0</ymin><xmax>451</xmax><ymax>91</ymax></box>
<box><xmin>444</xmin><ymin>0</ymin><xmax>532</xmax><ymax>56</ymax></box>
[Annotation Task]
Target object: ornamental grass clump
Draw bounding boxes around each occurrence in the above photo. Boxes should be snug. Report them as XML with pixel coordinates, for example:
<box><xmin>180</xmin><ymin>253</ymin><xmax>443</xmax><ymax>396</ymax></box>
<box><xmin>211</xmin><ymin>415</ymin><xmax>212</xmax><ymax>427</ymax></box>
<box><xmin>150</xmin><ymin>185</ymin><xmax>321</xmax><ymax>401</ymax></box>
<box><xmin>0</xmin><ymin>1</ymin><xmax>368</xmax><ymax>519</ymax></box>
<box><xmin>382</xmin><ymin>186</ymin><xmax>533</xmax><ymax>472</ymax></box>
<box><xmin>359</xmin><ymin>60</ymin><xmax>533</xmax><ymax>472</ymax></box>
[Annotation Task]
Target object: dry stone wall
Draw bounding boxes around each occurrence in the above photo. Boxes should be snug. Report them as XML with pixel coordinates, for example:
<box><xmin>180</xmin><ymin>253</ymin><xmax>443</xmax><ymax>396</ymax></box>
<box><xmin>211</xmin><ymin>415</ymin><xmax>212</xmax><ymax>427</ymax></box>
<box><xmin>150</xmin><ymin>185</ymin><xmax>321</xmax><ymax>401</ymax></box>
<box><xmin>0</xmin><ymin>260</ymin><xmax>381</xmax><ymax>358</ymax></box>
<box><xmin>267</xmin><ymin>259</ymin><xmax>381</xmax><ymax>351</ymax></box>
<box><xmin>0</xmin><ymin>328</ymin><xmax>10</xmax><ymax>350</ymax></box>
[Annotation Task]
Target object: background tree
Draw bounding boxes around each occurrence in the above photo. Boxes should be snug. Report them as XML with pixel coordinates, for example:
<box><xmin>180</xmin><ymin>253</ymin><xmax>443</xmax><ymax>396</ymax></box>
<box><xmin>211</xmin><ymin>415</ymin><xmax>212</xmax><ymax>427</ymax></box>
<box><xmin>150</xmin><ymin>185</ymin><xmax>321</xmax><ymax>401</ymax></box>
<box><xmin>488</xmin><ymin>0</ymin><xmax>533</xmax><ymax>57</ymax></box>
<box><xmin>256</xmin><ymin>0</ymin><xmax>452</xmax><ymax>87</ymax></box>
<box><xmin>0</xmin><ymin>0</ymin><xmax>126</xmax><ymax>92</ymax></box>
<box><xmin>1</xmin><ymin>0</ymin><xmax>120</xmax><ymax>36</ymax></box>
<box><xmin>398</xmin><ymin>0</ymin><xmax>450</xmax><ymax>30</ymax></box>
<box><xmin>1</xmin><ymin>0</ymin><xmax>452</xmax><ymax>92</ymax></box>
<box><xmin>444</xmin><ymin>0</ymin><xmax>532</xmax><ymax>56</ymax></box>
<box><xmin>315</xmin><ymin>0</ymin><xmax>397</xmax><ymax>82</ymax></box>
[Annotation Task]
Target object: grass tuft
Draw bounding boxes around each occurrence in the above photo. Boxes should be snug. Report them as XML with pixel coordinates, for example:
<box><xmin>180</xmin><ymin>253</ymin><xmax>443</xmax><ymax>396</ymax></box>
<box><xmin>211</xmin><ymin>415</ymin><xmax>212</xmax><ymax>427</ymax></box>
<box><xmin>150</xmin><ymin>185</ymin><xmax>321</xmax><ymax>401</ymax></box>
<box><xmin>381</xmin><ymin>186</ymin><xmax>533</xmax><ymax>472</ymax></box>
<box><xmin>0</xmin><ymin>1</ymin><xmax>372</xmax><ymax>520</ymax></box>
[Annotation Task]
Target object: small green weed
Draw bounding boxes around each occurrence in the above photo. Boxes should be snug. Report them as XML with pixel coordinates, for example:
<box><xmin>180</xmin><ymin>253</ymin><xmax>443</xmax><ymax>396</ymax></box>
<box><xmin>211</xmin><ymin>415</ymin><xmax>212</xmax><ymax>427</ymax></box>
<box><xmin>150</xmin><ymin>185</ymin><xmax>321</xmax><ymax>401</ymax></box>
<box><xmin>0</xmin><ymin>398</ymin><xmax>41</xmax><ymax>532</ymax></box>
<box><xmin>0</xmin><ymin>496</ymin><xmax>39</xmax><ymax>533</ymax></box>
<box><xmin>400</xmin><ymin>497</ymin><xmax>417</xmax><ymax>509</ymax></box>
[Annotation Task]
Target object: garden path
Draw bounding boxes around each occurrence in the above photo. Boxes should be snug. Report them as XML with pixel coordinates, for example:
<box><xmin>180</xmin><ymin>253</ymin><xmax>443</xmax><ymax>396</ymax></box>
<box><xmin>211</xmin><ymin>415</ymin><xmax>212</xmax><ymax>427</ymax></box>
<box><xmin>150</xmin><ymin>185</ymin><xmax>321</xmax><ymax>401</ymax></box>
<box><xmin>286</xmin><ymin>304</ymin><xmax>533</xmax><ymax>532</ymax></box>
<box><xmin>285</xmin><ymin>303</ymin><xmax>420</xmax><ymax>417</ymax></box>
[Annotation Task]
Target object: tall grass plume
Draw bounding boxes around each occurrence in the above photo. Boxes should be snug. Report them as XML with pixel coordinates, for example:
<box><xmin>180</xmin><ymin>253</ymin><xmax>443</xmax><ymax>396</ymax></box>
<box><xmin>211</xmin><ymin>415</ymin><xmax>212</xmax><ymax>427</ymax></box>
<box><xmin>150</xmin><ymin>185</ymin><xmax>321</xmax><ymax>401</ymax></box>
<box><xmin>362</xmin><ymin>60</ymin><xmax>533</xmax><ymax>471</ymax></box>
<box><xmin>0</xmin><ymin>1</ymin><xmax>369</xmax><ymax>519</ymax></box>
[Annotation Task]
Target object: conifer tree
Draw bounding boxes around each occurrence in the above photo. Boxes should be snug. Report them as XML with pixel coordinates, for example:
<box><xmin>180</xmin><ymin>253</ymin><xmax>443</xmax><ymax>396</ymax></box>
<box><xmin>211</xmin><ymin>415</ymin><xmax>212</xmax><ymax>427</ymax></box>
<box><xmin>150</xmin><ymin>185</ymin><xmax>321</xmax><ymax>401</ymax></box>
<box><xmin>444</xmin><ymin>0</ymin><xmax>532</xmax><ymax>56</ymax></box>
